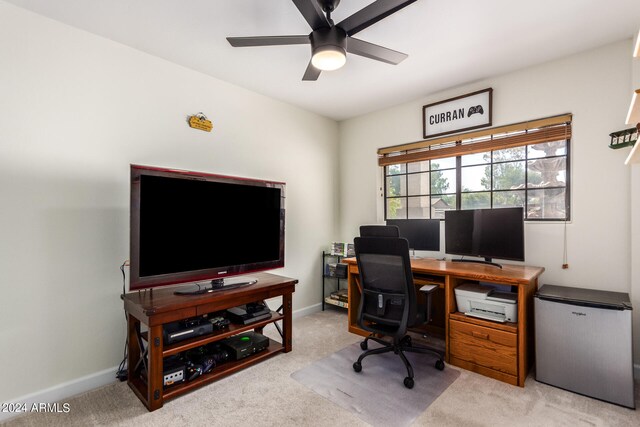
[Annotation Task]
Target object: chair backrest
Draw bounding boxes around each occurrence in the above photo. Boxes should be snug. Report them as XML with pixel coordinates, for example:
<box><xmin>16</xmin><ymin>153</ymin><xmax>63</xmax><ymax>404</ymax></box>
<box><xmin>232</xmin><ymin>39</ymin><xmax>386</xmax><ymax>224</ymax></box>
<box><xmin>359</xmin><ymin>224</ymin><xmax>399</xmax><ymax>238</ymax></box>
<box><xmin>354</xmin><ymin>232</ymin><xmax>417</xmax><ymax>338</ymax></box>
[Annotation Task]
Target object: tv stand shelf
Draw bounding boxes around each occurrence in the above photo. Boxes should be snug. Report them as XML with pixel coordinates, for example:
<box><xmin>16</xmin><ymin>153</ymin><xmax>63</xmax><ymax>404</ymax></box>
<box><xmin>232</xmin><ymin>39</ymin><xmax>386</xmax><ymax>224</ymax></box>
<box><xmin>163</xmin><ymin>338</ymin><xmax>282</xmax><ymax>399</ymax></box>
<box><xmin>138</xmin><ymin>311</ymin><xmax>285</xmax><ymax>357</ymax></box>
<box><xmin>123</xmin><ymin>272</ymin><xmax>297</xmax><ymax>411</ymax></box>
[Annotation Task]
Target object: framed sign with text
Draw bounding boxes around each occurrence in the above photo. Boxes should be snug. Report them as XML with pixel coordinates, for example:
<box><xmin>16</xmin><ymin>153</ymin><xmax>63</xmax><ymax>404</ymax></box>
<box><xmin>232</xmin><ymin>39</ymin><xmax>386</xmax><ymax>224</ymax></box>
<box><xmin>422</xmin><ymin>88</ymin><xmax>492</xmax><ymax>138</ymax></box>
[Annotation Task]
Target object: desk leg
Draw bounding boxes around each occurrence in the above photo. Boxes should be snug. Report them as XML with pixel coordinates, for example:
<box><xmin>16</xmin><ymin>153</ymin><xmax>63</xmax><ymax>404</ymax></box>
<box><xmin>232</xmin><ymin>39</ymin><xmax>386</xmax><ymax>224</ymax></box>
<box><xmin>283</xmin><ymin>292</ymin><xmax>293</xmax><ymax>353</ymax></box>
<box><xmin>347</xmin><ymin>272</ymin><xmax>368</xmax><ymax>337</ymax></box>
<box><xmin>517</xmin><ymin>279</ymin><xmax>537</xmax><ymax>387</ymax></box>
<box><xmin>444</xmin><ymin>276</ymin><xmax>454</xmax><ymax>364</ymax></box>
<box><xmin>147</xmin><ymin>325</ymin><xmax>164</xmax><ymax>411</ymax></box>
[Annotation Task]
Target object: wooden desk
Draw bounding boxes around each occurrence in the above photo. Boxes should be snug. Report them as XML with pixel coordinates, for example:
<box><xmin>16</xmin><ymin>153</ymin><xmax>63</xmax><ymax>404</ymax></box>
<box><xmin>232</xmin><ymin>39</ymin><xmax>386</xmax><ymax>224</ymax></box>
<box><xmin>123</xmin><ymin>272</ymin><xmax>297</xmax><ymax>411</ymax></box>
<box><xmin>344</xmin><ymin>258</ymin><xmax>544</xmax><ymax>387</ymax></box>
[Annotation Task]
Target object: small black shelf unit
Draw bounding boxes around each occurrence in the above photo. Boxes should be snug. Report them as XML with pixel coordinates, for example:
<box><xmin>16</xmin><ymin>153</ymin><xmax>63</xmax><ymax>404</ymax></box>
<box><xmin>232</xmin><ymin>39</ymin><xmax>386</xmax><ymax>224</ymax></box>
<box><xmin>322</xmin><ymin>251</ymin><xmax>348</xmax><ymax>311</ymax></box>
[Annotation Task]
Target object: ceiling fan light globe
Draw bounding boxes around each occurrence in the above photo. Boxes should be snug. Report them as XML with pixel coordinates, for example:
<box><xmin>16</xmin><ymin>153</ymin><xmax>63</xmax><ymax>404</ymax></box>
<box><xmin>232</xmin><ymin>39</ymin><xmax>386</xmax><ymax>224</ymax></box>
<box><xmin>311</xmin><ymin>46</ymin><xmax>346</xmax><ymax>71</ymax></box>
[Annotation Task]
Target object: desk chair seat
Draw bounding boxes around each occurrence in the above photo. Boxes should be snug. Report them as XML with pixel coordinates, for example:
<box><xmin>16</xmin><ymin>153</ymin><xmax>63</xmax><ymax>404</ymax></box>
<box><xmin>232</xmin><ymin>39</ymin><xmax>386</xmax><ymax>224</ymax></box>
<box><xmin>352</xmin><ymin>225</ymin><xmax>444</xmax><ymax>389</ymax></box>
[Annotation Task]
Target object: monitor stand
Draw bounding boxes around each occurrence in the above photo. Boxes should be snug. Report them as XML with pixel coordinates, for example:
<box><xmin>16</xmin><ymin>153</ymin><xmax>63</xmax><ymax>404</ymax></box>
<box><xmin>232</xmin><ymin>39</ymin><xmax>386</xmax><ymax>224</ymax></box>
<box><xmin>174</xmin><ymin>277</ymin><xmax>258</xmax><ymax>295</ymax></box>
<box><xmin>451</xmin><ymin>257</ymin><xmax>503</xmax><ymax>269</ymax></box>
<box><xmin>409</xmin><ymin>249</ymin><xmax>422</xmax><ymax>260</ymax></box>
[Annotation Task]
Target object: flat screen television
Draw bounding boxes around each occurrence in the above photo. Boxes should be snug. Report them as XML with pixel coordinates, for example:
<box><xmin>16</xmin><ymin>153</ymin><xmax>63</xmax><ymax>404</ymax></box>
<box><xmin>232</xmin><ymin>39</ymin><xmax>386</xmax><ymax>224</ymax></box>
<box><xmin>130</xmin><ymin>165</ymin><xmax>285</xmax><ymax>292</ymax></box>
<box><xmin>386</xmin><ymin>219</ymin><xmax>440</xmax><ymax>251</ymax></box>
<box><xmin>444</xmin><ymin>207</ymin><xmax>524</xmax><ymax>267</ymax></box>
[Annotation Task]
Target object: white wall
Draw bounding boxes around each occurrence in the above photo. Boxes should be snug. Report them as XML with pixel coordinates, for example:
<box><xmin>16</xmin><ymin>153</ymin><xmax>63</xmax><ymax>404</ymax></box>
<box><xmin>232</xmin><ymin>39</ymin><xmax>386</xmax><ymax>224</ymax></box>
<box><xmin>632</xmin><ymin>164</ymin><xmax>640</xmax><ymax>374</ymax></box>
<box><xmin>631</xmin><ymin>30</ymin><xmax>640</xmax><ymax>381</ymax></box>
<box><xmin>339</xmin><ymin>40</ymin><xmax>638</xmax><ymax>364</ymax></box>
<box><xmin>0</xmin><ymin>2</ymin><xmax>338</xmax><ymax>403</ymax></box>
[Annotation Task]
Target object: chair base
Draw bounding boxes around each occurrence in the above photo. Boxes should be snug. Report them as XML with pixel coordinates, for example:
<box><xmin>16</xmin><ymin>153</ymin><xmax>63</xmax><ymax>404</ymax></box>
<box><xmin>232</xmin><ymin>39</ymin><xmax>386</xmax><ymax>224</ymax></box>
<box><xmin>353</xmin><ymin>334</ymin><xmax>445</xmax><ymax>389</ymax></box>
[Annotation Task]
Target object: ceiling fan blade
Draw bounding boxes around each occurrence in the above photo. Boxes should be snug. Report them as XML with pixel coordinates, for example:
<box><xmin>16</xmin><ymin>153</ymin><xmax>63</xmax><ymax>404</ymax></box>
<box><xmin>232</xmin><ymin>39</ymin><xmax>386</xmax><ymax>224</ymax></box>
<box><xmin>337</xmin><ymin>0</ymin><xmax>418</xmax><ymax>36</ymax></box>
<box><xmin>292</xmin><ymin>0</ymin><xmax>329</xmax><ymax>30</ymax></box>
<box><xmin>302</xmin><ymin>61</ymin><xmax>321</xmax><ymax>81</ymax></box>
<box><xmin>347</xmin><ymin>37</ymin><xmax>408</xmax><ymax>65</ymax></box>
<box><xmin>227</xmin><ymin>35</ymin><xmax>310</xmax><ymax>47</ymax></box>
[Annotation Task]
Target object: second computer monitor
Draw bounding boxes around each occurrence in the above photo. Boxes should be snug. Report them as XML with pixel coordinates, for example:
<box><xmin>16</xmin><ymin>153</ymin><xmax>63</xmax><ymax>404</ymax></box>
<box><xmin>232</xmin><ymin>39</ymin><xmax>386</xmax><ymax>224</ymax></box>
<box><xmin>386</xmin><ymin>219</ymin><xmax>440</xmax><ymax>251</ymax></box>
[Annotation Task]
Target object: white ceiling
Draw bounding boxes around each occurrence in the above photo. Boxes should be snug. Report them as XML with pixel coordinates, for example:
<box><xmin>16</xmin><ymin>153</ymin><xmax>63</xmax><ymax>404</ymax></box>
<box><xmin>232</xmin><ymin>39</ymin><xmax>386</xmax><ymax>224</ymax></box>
<box><xmin>6</xmin><ymin>0</ymin><xmax>640</xmax><ymax>121</ymax></box>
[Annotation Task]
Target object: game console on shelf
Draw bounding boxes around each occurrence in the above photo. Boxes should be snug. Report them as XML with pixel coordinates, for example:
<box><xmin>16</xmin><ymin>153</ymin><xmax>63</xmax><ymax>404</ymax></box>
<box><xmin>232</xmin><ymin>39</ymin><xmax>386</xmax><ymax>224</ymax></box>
<box><xmin>226</xmin><ymin>301</ymin><xmax>272</xmax><ymax>324</ymax></box>
<box><xmin>455</xmin><ymin>282</ymin><xmax>518</xmax><ymax>323</ymax></box>
<box><xmin>163</xmin><ymin>317</ymin><xmax>213</xmax><ymax>345</ymax></box>
<box><xmin>162</xmin><ymin>312</ymin><xmax>231</xmax><ymax>345</ymax></box>
<box><xmin>162</xmin><ymin>357</ymin><xmax>185</xmax><ymax>387</ymax></box>
<box><xmin>220</xmin><ymin>332</ymin><xmax>270</xmax><ymax>360</ymax></box>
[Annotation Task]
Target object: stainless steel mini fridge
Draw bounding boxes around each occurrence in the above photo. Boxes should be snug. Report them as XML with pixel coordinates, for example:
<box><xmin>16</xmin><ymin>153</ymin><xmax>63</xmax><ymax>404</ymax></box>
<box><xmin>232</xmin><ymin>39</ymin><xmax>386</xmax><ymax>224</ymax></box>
<box><xmin>535</xmin><ymin>284</ymin><xmax>635</xmax><ymax>408</ymax></box>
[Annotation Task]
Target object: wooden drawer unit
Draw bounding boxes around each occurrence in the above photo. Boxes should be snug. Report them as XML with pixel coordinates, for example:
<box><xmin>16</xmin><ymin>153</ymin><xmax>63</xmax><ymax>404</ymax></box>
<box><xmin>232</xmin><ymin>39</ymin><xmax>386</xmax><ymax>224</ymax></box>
<box><xmin>449</xmin><ymin>318</ymin><xmax>518</xmax><ymax>383</ymax></box>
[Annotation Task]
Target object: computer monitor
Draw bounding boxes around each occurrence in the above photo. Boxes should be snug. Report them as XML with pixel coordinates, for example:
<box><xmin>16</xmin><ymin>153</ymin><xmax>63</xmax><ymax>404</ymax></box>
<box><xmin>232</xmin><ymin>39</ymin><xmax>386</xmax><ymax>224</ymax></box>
<box><xmin>385</xmin><ymin>219</ymin><xmax>440</xmax><ymax>251</ymax></box>
<box><xmin>444</xmin><ymin>207</ymin><xmax>524</xmax><ymax>267</ymax></box>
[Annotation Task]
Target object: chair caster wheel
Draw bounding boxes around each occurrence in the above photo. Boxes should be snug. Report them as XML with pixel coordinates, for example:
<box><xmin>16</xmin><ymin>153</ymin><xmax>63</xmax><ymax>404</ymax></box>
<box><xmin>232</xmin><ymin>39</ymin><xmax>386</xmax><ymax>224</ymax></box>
<box><xmin>402</xmin><ymin>336</ymin><xmax>412</xmax><ymax>347</ymax></box>
<box><xmin>353</xmin><ymin>362</ymin><xmax>362</xmax><ymax>373</ymax></box>
<box><xmin>360</xmin><ymin>341</ymin><xmax>368</xmax><ymax>350</ymax></box>
<box><xmin>403</xmin><ymin>377</ymin><xmax>414</xmax><ymax>389</ymax></box>
<box><xmin>435</xmin><ymin>359</ymin><xmax>445</xmax><ymax>371</ymax></box>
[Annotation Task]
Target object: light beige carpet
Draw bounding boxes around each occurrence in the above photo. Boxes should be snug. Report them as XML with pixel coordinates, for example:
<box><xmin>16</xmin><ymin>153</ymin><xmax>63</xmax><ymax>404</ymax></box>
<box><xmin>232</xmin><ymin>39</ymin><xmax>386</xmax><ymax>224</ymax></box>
<box><xmin>3</xmin><ymin>309</ymin><xmax>639</xmax><ymax>426</ymax></box>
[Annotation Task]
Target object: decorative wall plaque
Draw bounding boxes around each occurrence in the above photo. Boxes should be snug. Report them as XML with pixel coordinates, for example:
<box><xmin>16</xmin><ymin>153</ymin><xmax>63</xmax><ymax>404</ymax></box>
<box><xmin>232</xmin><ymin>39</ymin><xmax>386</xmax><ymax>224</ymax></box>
<box><xmin>422</xmin><ymin>88</ymin><xmax>492</xmax><ymax>138</ymax></box>
<box><xmin>188</xmin><ymin>113</ymin><xmax>213</xmax><ymax>132</ymax></box>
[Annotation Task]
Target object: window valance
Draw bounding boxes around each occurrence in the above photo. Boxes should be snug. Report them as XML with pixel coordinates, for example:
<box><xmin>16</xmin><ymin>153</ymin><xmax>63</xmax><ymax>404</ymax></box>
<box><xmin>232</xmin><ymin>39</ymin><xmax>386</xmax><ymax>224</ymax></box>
<box><xmin>378</xmin><ymin>114</ymin><xmax>572</xmax><ymax>166</ymax></box>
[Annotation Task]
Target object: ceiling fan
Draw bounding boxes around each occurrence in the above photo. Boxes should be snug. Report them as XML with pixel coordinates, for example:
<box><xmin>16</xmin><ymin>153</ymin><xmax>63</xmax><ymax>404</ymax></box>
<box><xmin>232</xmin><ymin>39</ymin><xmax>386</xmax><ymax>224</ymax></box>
<box><xmin>226</xmin><ymin>0</ymin><xmax>418</xmax><ymax>81</ymax></box>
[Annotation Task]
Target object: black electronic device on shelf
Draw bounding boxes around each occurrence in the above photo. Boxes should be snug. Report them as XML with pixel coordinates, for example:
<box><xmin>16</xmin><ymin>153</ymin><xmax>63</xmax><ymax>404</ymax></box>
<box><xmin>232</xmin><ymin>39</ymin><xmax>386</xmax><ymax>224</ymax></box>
<box><xmin>203</xmin><ymin>343</ymin><xmax>231</xmax><ymax>365</ymax></box>
<box><xmin>226</xmin><ymin>301</ymin><xmax>272</xmax><ymax>325</ymax></box>
<box><xmin>220</xmin><ymin>332</ymin><xmax>270</xmax><ymax>361</ymax></box>
<box><xmin>163</xmin><ymin>317</ymin><xmax>213</xmax><ymax>345</ymax></box>
<box><xmin>207</xmin><ymin>315</ymin><xmax>231</xmax><ymax>330</ymax></box>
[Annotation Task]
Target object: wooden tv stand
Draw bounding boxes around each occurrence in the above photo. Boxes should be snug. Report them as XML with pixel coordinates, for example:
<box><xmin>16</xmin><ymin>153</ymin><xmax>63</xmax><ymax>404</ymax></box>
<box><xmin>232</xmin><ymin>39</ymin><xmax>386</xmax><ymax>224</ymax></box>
<box><xmin>343</xmin><ymin>258</ymin><xmax>544</xmax><ymax>387</ymax></box>
<box><xmin>123</xmin><ymin>272</ymin><xmax>297</xmax><ymax>411</ymax></box>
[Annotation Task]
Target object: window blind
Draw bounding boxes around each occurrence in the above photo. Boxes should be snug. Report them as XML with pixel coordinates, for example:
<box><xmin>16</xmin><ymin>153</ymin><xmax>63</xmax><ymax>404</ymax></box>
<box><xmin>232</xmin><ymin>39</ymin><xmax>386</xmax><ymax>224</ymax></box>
<box><xmin>378</xmin><ymin>113</ymin><xmax>572</xmax><ymax>167</ymax></box>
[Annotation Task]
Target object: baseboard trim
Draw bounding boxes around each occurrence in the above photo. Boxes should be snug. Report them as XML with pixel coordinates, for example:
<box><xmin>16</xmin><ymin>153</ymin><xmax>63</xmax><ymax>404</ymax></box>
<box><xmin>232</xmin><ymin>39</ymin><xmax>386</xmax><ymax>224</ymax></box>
<box><xmin>293</xmin><ymin>302</ymin><xmax>321</xmax><ymax>319</ymax></box>
<box><xmin>0</xmin><ymin>367</ymin><xmax>118</xmax><ymax>422</ymax></box>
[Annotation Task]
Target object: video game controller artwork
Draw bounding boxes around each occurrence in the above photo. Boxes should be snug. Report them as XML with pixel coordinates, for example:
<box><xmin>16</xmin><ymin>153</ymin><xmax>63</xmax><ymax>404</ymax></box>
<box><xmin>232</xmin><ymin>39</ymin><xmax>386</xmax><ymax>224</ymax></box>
<box><xmin>422</xmin><ymin>88</ymin><xmax>492</xmax><ymax>138</ymax></box>
<box><xmin>467</xmin><ymin>105</ymin><xmax>484</xmax><ymax>116</ymax></box>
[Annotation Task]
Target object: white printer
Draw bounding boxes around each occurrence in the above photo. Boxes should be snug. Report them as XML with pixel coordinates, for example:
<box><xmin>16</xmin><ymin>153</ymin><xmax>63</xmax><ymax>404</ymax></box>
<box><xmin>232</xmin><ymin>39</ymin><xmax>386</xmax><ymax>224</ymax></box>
<box><xmin>454</xmin><ymin>282</ymin><xmax>518</xmax><ymax>323</ymax></box>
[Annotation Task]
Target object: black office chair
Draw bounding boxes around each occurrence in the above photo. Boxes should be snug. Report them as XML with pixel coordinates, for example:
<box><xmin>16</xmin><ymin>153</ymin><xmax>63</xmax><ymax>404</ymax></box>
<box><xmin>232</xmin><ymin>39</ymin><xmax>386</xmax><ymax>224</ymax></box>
<box><xmin>352</xmin><ymin>225</ymin><xmax>444</xmax><ymax>389</ymax></box>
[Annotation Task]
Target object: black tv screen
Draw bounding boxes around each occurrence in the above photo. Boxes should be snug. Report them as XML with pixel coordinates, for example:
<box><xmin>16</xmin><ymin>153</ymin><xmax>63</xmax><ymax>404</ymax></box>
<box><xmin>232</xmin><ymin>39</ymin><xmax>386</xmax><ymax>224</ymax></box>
<box><xmin>130</xmin><ymin>165</ymin><xmax>285</xmax><ymax>290</ymax></box>
<box><xmin>444</xmin><ymin>207</ymin><xmax>524</xmax><ymax>262</ymax></box>
<box><xmin>386</xmin><ymin>219</ymin><xmax>440</xmax><ymax>251</ymax></box>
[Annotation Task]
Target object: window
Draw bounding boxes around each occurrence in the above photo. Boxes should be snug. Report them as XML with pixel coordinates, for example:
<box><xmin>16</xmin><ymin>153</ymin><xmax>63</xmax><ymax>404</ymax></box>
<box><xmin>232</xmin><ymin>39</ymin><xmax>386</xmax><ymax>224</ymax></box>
<box><xmin>385</xmin><ymin>157</ymin><xmax>457</xmax><ymax>219</ymax></box>
<box><xmin>381</xmin><ymin>115</ymin><xmax>571</xmax><ymax>221</ymax></box>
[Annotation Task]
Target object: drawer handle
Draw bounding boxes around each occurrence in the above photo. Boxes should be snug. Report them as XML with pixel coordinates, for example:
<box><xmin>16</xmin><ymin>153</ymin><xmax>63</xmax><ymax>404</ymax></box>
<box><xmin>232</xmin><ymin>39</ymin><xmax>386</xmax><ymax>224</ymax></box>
<box><xmin>471</xmin><ymin>331</ymin><xmax>490</xmax><ymax>340</ymax></box>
